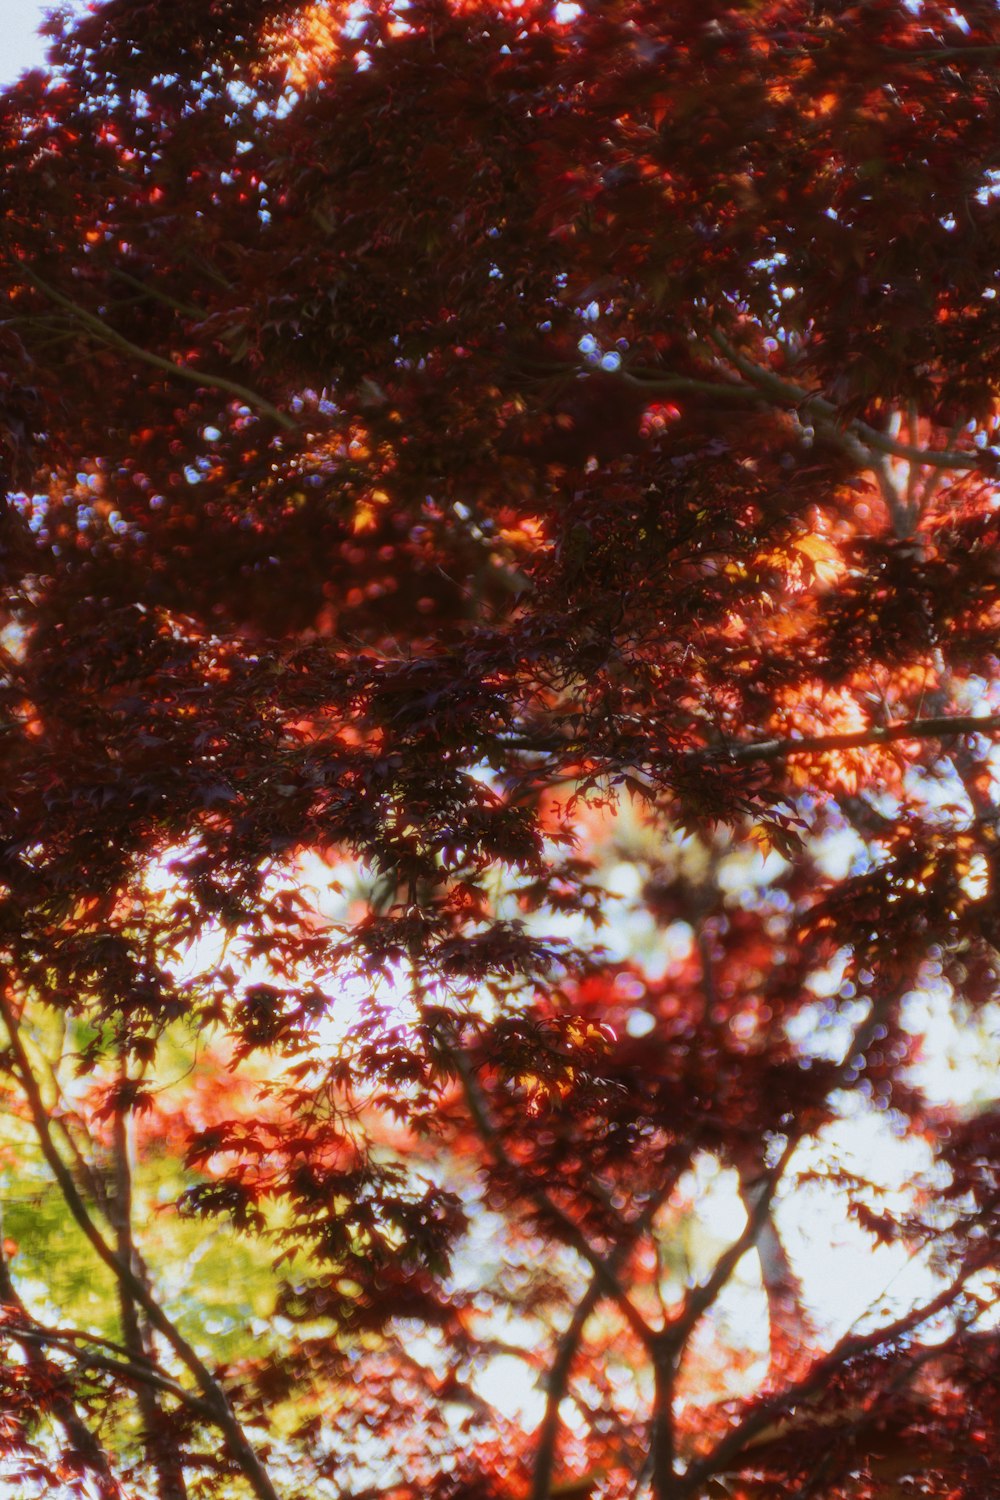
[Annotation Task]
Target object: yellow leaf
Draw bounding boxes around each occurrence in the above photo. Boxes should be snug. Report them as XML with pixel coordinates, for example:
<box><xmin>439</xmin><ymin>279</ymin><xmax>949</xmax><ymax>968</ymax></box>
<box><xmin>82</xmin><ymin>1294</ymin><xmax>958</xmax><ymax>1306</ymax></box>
<box><xmin>793</xmin><ymin>532</ymin><xmax>841</xmax><ymax>584</ymax></box>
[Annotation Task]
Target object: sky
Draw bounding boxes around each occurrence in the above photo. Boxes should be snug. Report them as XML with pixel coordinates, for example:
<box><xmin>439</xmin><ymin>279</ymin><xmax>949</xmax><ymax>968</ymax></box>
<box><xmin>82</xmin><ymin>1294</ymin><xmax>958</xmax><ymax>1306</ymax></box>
<box><xmin>2</xmin><ymin>0</ymin><xmax>57</xmax><ymax>84</ymax></box>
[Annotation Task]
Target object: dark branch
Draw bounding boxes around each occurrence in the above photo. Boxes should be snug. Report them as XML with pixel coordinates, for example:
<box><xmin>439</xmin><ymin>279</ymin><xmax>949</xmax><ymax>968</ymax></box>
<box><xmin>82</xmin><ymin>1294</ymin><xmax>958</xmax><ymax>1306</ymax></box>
<box><xmin>879</xmin><ymin>44</ymin><xmax>1000</xmax><ymax>62</ymax></box>
<box><xmin>670</xmin><ymin>1137</ymin><xmax>797</xmax><ymax>1343</ymax></box>
<box><xmin>8</xmin><ymin>1323</ymin><xmax>215</xmax><ymax>1419</ymax></box>
<box><xmin>0</xmin><ymin>992</ymin><xmax>282</xmax><ymax>1500</ymax></box>
<box><xmin>704</xmin><ymin>330</ymin><xmax>987</xmax><ymax>473</ymax></box>
<box><xmin>683</xmin><ymin>1259</ymin><xmax>986</xmax><ymax>1494</ymax></box>
<box><xmin>710</xmin><ymin>714</ymin><xmax>1000</xmax><ymax>765</ymax></box>
<box><xmin>530</xmin><ymin>1276</ymin><xmax>603</xmax><ymax>1500</ymax></box>
<box><xmin>448</xmin><ymin>1044</ymin><xmax>655</xmax><ymax>1345</ymax></box>
<box><xmin>6</xmin><ymin>253</ymin><xmax>296</xmax><ymax>433</ymax></box>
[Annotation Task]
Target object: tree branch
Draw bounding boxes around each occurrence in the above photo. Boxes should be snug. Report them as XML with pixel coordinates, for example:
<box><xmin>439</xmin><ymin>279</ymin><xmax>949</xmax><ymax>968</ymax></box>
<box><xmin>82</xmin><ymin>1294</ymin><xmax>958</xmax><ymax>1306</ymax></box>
<box><xmin>709</xmin><ymin>713</ymin><xmax>1000</xmax><ymax>765</ymax></box>
<box><xmin>447</xmin><ymin>1044</ymin><xmax>655</xmax><ymax>1345</ymax></box>
<box><xmin>0</xmin><ymin>1237</ymin><xmax>120</xmax><ymax>1498</ymax></box>
<box><xmin>879</xmin><ymin>44</ymin><xmax>1000</xmax><ymax>62</ymax></box>
<box><xmin>682</xmin><ymin>1258</ymin><xmax>985</xmax><ymax>1495</ymax></box>
<box><xmin>529</xmin><ymin>1176</ymin><xmax>677</xmax><ymax>1500</ymax></box>
<box><xmin>0</xmin><ymin>990</ymin><xmax>282</xmax><ymax>1500</ymax></box>
<box><xmin>110</xmin><ymin>1076</ymin><xmax>189</xmax><ymax>1500</ymax></box>
<box><xmin>6</xmin><ymin>254</ymin><xmax>296</xmax><ymax>432</ymax></box>
<box><xmin>7</xmin><ymin>1322</ymin><xmax>215</xmax><ymax>1420</ymax></box>
<box><xmin>502</xmin><ymin>714</ymin><xmax>1000</xmax><ymax>775</ymax></box>
<box><xmin>110</xmin><ymin>267</ymin><xmax>207</xmax><ymax>321</ymax></box>
<box><xmin>530</xmin><ymin>1275</ymin><xmax>603</xmax><ymax>1500</ymax></box>
<box><xmin>708</xmin><ymin>330</ymin><xmax>988</xmax><ymax>469</ymax></box>
<box><xmin>670</xmin><ymin>1137</ymin><xmax>797</xmax><ymax>1344</ymax></box>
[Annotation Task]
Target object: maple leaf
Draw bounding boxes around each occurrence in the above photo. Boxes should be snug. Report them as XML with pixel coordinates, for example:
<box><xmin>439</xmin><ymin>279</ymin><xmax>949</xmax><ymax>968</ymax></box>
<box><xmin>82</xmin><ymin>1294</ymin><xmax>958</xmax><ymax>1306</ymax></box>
<box><xmin>0</xmin><ymin>4</ymin><xmax>999</xmax><ymax>1500</ymax></box>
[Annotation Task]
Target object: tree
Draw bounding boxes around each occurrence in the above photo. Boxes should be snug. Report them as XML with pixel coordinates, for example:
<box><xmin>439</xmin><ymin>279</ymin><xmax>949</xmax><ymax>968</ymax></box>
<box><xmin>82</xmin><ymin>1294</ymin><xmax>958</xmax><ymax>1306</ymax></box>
<box><xmin>0</xmin><ymin>0</ymin><xmax>999</xmax><ymax>1495</ymax></box>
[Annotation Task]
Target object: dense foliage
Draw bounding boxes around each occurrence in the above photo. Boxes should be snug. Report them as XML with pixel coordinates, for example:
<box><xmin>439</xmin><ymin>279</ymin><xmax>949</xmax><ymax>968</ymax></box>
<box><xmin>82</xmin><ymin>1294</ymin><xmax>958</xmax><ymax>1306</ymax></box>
<box><xmin>1</xmin><ymin>1</ymin><xmax>999</xmax><ymax>1496</ymax></box>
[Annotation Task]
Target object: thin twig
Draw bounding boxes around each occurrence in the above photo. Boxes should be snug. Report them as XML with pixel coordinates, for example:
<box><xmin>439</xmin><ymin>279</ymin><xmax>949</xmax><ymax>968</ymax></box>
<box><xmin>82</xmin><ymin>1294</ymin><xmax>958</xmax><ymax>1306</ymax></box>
<box><xmin>110</xmin><ymin>267</ymin><xmax>207</xmax><ymax>321</ymax></box>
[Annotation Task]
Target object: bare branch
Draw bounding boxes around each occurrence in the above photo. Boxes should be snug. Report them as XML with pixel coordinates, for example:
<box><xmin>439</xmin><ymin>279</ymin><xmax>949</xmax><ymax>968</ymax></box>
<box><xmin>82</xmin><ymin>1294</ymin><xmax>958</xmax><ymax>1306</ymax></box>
<box><xmin>531</xmin><ymin>1276</ymin><xmax>603</xmax><ymax>1500</ymax></box>
<box><xmin>879</xmin><ymin>43</ymin><xmax>1000</xmax><ymax>62</ymax></box>
<box><xmin>530</xmin><ymin>1175</ymin><xmax>678</xmax><ymax>1500</ymax></box>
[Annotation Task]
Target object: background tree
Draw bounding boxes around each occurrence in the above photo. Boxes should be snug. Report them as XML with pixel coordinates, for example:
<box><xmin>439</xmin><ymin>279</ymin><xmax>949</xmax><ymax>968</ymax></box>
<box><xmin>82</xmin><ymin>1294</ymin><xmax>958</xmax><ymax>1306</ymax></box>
<box><xmin>0</xmin><ymin>1</ymin><xmax>999</xmax><ymax>1496</ymax></box>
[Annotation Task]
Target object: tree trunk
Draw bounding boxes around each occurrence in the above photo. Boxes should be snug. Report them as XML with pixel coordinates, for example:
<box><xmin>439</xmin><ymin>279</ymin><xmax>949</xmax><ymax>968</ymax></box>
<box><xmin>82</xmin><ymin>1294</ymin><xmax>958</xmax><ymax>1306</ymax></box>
<box><xmin>649</xmin><ymin>1338</ymin><xmax>678</xmax><ymax>1500</ymax></box>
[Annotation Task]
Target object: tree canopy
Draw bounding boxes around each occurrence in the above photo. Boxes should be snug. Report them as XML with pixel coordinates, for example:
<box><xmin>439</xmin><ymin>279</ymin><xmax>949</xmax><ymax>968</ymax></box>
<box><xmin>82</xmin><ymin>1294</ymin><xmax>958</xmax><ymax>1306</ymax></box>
<box><xmin>1</xmin><ymin>1</ymin><xmax>999</xmax><ymax>1496</ymax></box>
